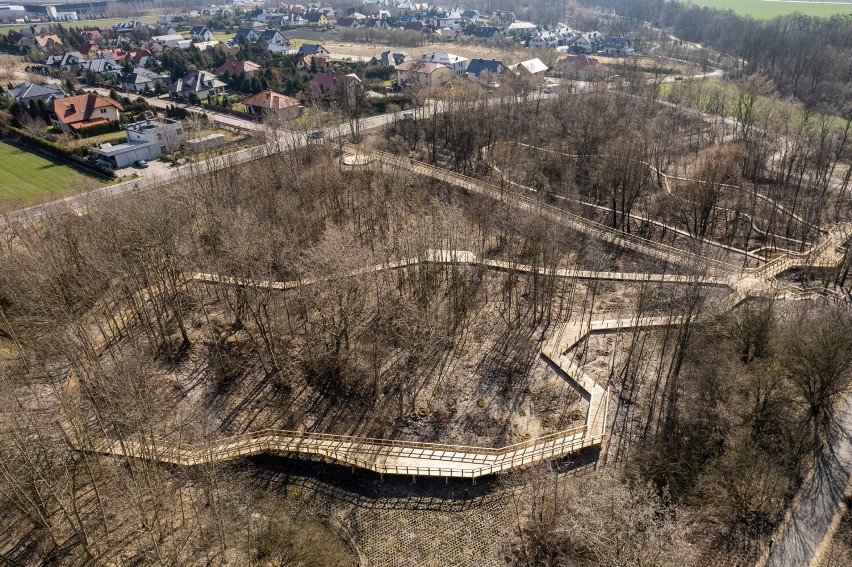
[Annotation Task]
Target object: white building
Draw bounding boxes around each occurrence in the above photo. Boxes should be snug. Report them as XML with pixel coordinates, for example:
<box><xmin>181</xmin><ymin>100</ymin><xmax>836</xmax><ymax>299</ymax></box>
<box><xmin>93</xmin><ymin>118</ymin><xmax>184</xmax><ymax>169</ymax></box>
<box><xmin>420</xmin><ymin>52</ymin><xmax>468</xmax><ymax>77</ymax></box>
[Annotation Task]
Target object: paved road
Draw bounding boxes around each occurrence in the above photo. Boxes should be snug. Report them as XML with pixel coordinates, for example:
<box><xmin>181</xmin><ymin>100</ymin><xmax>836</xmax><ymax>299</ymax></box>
<box><xmin>765</xmin><ymin>399</ymin><xmax>852</xmax><ymax>567</ymax></box>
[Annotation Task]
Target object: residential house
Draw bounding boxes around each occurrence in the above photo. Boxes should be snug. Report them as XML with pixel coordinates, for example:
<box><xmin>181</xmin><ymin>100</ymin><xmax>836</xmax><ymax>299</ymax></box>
<box><xmin>78</xmin><ymin>42</ymin><xmax>102</xmax><ymax>57</ymax></box>
<box><xmin>190</xmin><ymin>26</ymin><xmax>215</xmax><ymax>41</ymax></box>
<box><xmin>509</xmin><ymin>58</ymin><xmax>548</xmax><ymax>77</ymax></box>
<box><xmin>436</xmin><ymin>28</ymin><xmax>459</xmax><ymax>41</ymax></box>
<box><xmin>194</xmin><ymin>41</ymin><xmax>220</xmax><ymax>51</ymax></box>
<box><xmin>420</xmin><ymin>52</ymin><xmax>468</xmax><ymax>76</ymax></box>
<box><xmin>260</xmin><ymin>29</ymin><xmax>290</xmax><ymax>53</ymax></box>
<box><xmin>242</xmin><ymin>89</ymin><xmax>301</xmax><ymax>117</ymax></box>
<box><xmin>128</xmin><ymin>48</ymin><xmax>152</xmax><ymax>67</ymax></box>
<box><xmin>297</xmin><ymin>53</ymin><xmax>331</xmax><ymax>71</ymax></box>
<box><xmin>4</xmin><ymin>81</ymin><xmax>66</xmax><ymax>105</ymax></box>
<box><xmin>363</xmin><ymin>17</ymin><xmax>389</xmax><ymax>29</ymax></box>
<box><xmin>169</xmin><ymin>70</ymin><xmax>227</xmax><ymax>100</ymax></box>
<box><xmin>529</xmin><ymin>30</ymin><xmax>558</xmax><ymax>49</ymax></box>
<box><xmin>466</xmin><ymin>58</ymin><xmax>503</xmax><ymax>79</ymax></box>
<box><xmin>18</xmin><ymin>34</ymin><xmax>63</xmax><ymax>49</ymax></box>
<box><xmin>559</xmin><ymin>54</ymin><xmax>600</xmax><ymax>71</ymax></box>
<box><xmin>395</xmin><ymin>60</ymin><xmax>452</xmax><ymax>87</ymax></box>
<box><xmin>571</xmin><ymin>31</ymin><xmax>604</xmax><ymax>54</ymax></box>
<box><xmin>120</xmin><ymin>67</ymin><xmax>170</xmax><ymax>93</ymax></box>
<box><xmin>150</xmin><ymin>34</ymin><xmax>193</xmax><ymax>50</ymax></box>
<box><xmin>93</xmin><ymin>118</ymin><xmax>184</xmax><ymax>168</ymax></box>
<box><xmin>304</xmin><ymin>12</ymin><xmax>329</xmax><ymax>27</ymax></box>
<box><xmin>435</xmin><ymin>11</ymin><xmax>460</xmax><ymax>29</ymax></box>
<box><xmin>80</xmin><ymin>29</ymin><xmax>103</xmax><ymax>43</ymax></box>
<box><xmin>235</xmin><ymin>27</ymin><xmax>261</xmax><ymax>43</ymax></box>
<box><xmin>469</xmin><ymin>26</ymin><xmax>499</xmax><ymax>41</ymax></box>
<box><xmin>505</xmin><ymin>21</ymin><xmax>537</xmax><ymax>38</ymax></box>
<box><xmin>281</xmin><ymin>13</ymin><xmax>306</xmax><ymax>26</ymax></box>
<box><xmin>48</xmin><ymin>91</ymin><xmax>123</xmax><ymax>132</ymax></box>
<box><xmin>112</xmin><ymin>20</ymin><xmax>147</xmax><ymax>34</ymax></box>
<box><xmin>494</xmin><ymin>10</ymin><xmax>515</xmax><ymax>25</ymax></box>
<box><xmin>601</xmin><ymin>37</ymin><xmax>634</xmax><ymax>56</ymax></box>
<box><xmin>370</xmin><ymin>50</ymin><xmax>407</xmax><ymax>67</ymax></box>
<box><xmin>308</xmin><ymin>72</ymin><xmax>361</xmax><ymax>96</ymax></box>
<box><xmin>298</xmin><ymin>43</ymin><xmax>329</xmax><ymax>56</ymax></box>
<box><xmin>215</xmin><ymin>60</ymin><xmax>262</xmax><ymax>78</ymax></box>
<box><xmin>336</xmin><ymin>16</ymin><xmax>361</xmax><ymax>27</ymax></box>
<box><xmin>461</xmin><ymin>9</ymin><xmax>481</xmax><ymax>21</ymax></box>
<box><xmin>78</xmin><ymin>56</ymin><xmax>123</xmax><ymax>76</ymax></box>
<box><xmin>44</xmin><ymin>51</ymin><xmax>85</xmax><ymax>73</ymax></box>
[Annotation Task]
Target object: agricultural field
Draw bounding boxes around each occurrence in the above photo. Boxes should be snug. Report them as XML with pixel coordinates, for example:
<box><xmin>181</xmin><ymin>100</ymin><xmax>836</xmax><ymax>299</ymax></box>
<box><xmin>0</xmin><ymin>140</ymin><xmax>98</xmax><ymax>206</ymax></box>
<box><xmin>0</xmin><ymin>15</ymin><xmax>157</xmax><ymax>33</ymax></box>
<box><xmin>682</xmin><ymin>0</ymin><xmax>852</xmax><ymax>19</ymax></box>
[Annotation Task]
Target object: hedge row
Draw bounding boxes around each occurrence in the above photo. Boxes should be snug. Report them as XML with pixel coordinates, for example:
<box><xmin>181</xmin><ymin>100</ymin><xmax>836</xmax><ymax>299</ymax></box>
<box><xmin>7</xmin><ymin>127</ymin><xmax>117</xmax><ymax>179</ymax></box>
<box><xmin>76</xmin><ymin>120</ymin><xmax>123</xmax><ymax>139</ymax></box>
<box><xmin>366</xmin><ymin>94</ymin><xmax>414</xmax><ymax>114</ymax></box>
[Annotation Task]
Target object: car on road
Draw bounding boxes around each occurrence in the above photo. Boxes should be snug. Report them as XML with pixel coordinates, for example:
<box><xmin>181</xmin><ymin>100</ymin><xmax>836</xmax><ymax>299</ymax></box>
<box><xmin>134</xmin><ymin>159</ymin><xmax>149</xmax><ymax>168</ymax></box>
<box><xmin>543</xmin><ymin>84</ymin><xmax>556</xmax><ymax>94</ymax></box>
<box><xmin>308</xmin><ymin>130</ymin><xmax>324</xmax><ymax>140</ymax></box>
<box><xmin>674</xmin><ymin>75</ymin><xmax>684</xmax><ymax>81</ymax></box>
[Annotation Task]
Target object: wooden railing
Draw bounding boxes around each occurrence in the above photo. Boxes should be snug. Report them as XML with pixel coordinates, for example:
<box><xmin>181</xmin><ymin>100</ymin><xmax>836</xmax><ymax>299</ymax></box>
<box><xmin>367</xmin><ymin>148</ymin><xmax>739</xmax><ymax>274</ymax></box>
<box><xmin>65</xmin><ymin>421</ymin><xmax>596</xmax><ymax>479</ymax></box>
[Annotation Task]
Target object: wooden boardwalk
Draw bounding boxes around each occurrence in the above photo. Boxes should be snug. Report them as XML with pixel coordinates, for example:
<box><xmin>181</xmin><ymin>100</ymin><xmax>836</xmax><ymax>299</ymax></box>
<box><xmin>58</xmin><ymin>153</ymin><xmax>852</xmax><ymax>480</ymax></box>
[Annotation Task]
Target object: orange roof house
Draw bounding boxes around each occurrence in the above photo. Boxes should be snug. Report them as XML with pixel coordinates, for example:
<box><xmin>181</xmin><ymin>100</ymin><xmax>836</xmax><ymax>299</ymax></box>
<box><xmin>242</xmin><ymin>90</ymin><xmax>301</xmax><ymax>117</ymax></box>
<box><xmin>49</xmin><ymin>92</ymin><xmax>123</xmax><ymax>132</ymax></box>
<box><xmin>214</xmin><ymin>59</ymin><xmax>261</xmax><ymax>77</ymax></box>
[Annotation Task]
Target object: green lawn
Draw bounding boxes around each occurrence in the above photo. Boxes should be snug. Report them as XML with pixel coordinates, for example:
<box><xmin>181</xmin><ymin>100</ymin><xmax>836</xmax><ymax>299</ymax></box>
<box><xmin>680</xmin><ymin>0</ymin><xmax>852</xmax><ymax>19</ymax></box>
<box><xmin>0</xmin><ymin>140</ymin><xmax>93</xmax><ymax>204</ymax></box>
<box><xmin>0</xmin><ymin>16</ymin><xmax>157</xmax><ymax>33</ymax></box>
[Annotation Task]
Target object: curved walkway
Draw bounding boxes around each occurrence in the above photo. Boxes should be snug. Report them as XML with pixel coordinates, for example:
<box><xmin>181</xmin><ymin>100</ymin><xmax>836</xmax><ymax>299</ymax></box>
<box><xmin>60</xmin><ymin>155</ymin><xmax>851</xmax><ymax>485</ymax></box>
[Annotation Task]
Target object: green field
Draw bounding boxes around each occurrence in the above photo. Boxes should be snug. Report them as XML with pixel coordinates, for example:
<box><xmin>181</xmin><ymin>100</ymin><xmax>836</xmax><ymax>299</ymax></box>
<box><xmin>0</xmin><ymin>15</ymin><xmax>157</xmax><ymax>33</ymax></box>
<box><xmin>0</xmin><ymin>140</ymin><xmax>93</xmax><ymax>204</ymax></box>
<box><xmin>682</xmin><ymin>0</ymin><xmax>852</xmax><ymax>19</ymax></box>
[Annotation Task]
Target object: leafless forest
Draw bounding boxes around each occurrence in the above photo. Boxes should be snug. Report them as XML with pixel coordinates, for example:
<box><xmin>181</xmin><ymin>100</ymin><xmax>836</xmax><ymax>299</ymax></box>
<box><xmin>3</xmin><ymin>8</ymin><xmax>852</xmax><ymax>567</ymax></box>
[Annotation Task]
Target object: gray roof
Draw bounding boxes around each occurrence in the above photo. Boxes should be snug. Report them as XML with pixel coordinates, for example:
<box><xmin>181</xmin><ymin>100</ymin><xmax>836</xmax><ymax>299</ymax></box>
<box><xmin>6</xmin><ymin>81</ymin><xmax>66</xmax><ymax>103</ymax></box>
<box><xmin>466</xmin><ymin>58</ymin><xmax>502</xmax><ymax>76</ymax></box>
<box><xmin>121</xmin><ymin>67</ymin><xmax>168</xmax><ymax>85</ymax></box>
<box><xmin>170</xmin><ymin>70</ymin><xmax>226</xmax><ymax>93</ymax></box>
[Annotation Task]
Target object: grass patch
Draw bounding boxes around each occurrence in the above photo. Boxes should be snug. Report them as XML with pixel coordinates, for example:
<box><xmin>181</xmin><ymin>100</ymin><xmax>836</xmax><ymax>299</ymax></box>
<box><xmin>0</xmin><ymin>140</ymin><xmax>96</xmax><ymax>204</ymax></box>
<box><xmin>662</xmin><ymin>77</ymin><xmax>849</xmax><ymax>128</ymax></box>
<box><xmin>678</xmin><ymin>0</ymin><xmax>852</xmax><ymax>19</ymax></box>
<box><xmin>65</xmin><ymin>131</ymin><xmax>127</xmax><ymax>149</ymax></box>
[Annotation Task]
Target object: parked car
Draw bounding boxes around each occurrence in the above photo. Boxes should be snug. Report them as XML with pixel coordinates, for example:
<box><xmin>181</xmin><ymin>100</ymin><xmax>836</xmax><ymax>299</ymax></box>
<box><xmin>308</xmin><ymin>130</ymin><xmax>324</xmax><ymax>140</ymax></box>
<box><xmin>96</xmin><ymin>158</ymin><xmax>114</xmax><ymax>169</ymax></box>
<box><xmin>134</xmin><ymin>159</ymin><xmax>149</xmax><ymax>168</ymax></box>
<box><xmin>674</xmin><ymin>75</ymin><xmax>684</xmax><ymax>81</ymax></box>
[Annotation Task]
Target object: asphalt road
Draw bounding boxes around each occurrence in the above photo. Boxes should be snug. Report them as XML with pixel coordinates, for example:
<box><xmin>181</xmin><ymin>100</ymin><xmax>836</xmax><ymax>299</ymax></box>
<box><xmin>765</xmin><ymin>399</ymin><xmax>852</xmax><ymax>567</ymax></box>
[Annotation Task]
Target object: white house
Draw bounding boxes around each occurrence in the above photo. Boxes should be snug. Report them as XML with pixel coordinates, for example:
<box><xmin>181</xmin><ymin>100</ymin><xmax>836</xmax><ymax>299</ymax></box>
<box><xmin>420</xmin><ymin>52</ymin><xmax>468</xmax><ymax>76</ymax></box>
<box><xmin>260</xmin><ymin>29</ymin><xmax>290</xmax><ymax>53</ymax></box>
<box><xmin>529</xmin><ymin>30</ymin><xmax>558</xmax><ymax>49</ymax></box>
<box><xmin>190</xmin><ymin>26</ymin><xmax>215</xmax><ymax>41</ymax></box>
<box><xmin>93</xmin><ymin>118</ymin><xmax>185</xmax><ymax>169</ymax></box>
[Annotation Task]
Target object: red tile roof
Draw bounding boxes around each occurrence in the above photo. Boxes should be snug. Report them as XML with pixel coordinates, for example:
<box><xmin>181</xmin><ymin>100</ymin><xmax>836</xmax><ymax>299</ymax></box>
<box><xmin>242</xmin><ymin>90</ymin><xmax>300</xmax><ymax>110</ymax></box>
<box><xmin>49</xmin><ymin>92</ymin><xmax>123</xmax><ymax>127</ymax></box>
<box><xmin>214</xmin><ymin>60</ymin><xmax>262</xmax><ymax>77</ymax></box>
